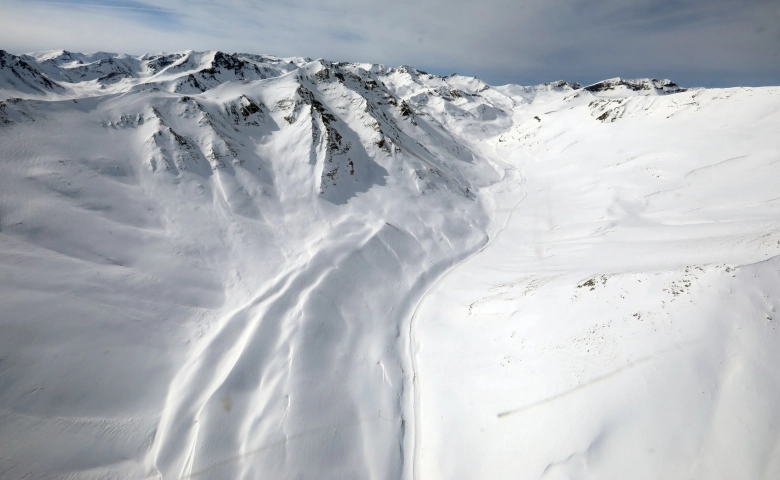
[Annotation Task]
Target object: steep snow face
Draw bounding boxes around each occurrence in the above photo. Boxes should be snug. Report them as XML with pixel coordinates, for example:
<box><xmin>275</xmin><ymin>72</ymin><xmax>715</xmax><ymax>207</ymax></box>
<box><xmin>0</xmin><ymin>50</ymin><xmax>65</xmax><ymax>97</ymax></box>
<box><xmin>1</xmin><ymin>50</ymin><xmax>779</xmax><ymax>480</ymax></box>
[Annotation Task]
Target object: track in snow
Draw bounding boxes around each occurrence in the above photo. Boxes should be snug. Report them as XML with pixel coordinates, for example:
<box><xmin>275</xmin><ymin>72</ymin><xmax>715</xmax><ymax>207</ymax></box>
<box><xmin>403</xmin><ymin>152</ymin><xmax>527</xmax><ymax>480</ymax></box>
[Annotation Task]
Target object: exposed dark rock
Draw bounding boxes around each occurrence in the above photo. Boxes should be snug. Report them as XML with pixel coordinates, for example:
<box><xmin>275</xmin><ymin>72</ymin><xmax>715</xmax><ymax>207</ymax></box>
<box><xmin>584</xmin><ymin>78</ymin><xmax>684</xmax><ymax>94</ymax></box>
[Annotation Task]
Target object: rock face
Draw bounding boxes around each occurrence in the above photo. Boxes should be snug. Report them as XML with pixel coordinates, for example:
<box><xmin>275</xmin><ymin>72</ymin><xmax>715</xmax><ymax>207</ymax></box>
<box><xmin>2</xmin><ymin>49</ymin><xmax>779</xmax><ymax>480</ymax></box>
<box><xmin>0</xmin><ymin>50</ymin><xmax>65</xmax><ymax>95</ymax></box>
<box><xmin>584</xmin><ymin>77</ymin><xmax>685</xmax><ymax>94</ymax></box>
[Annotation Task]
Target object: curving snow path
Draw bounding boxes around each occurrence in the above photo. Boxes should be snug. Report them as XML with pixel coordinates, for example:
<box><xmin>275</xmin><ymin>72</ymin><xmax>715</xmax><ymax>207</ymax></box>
<box><xmin>403</xmin><ymin>159</ymin><xmax>527</xmax><ymax>480</ymax></box>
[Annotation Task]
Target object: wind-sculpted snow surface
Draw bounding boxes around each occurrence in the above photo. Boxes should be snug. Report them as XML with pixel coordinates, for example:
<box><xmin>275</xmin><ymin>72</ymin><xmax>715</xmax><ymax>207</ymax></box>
<box><xmin>0</xmin><ymin>50</ymin><xmax>779</xmax><ymax>480</ymax></box>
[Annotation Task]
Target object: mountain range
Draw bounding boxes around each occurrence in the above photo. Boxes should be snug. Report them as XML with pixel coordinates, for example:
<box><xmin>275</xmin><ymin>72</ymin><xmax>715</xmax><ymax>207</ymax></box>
<box><xmin>1</xmin><ymin>49</ymin><xmax>779</xmax><ymax>479</ymax></box>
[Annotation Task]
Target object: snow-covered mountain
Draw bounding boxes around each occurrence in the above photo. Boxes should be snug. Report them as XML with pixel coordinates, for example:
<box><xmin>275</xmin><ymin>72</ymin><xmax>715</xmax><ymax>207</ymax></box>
<box><xmin>1</xmin><ymin>50</ymin><xmax>779</xmax><ymax>480</ymax></box>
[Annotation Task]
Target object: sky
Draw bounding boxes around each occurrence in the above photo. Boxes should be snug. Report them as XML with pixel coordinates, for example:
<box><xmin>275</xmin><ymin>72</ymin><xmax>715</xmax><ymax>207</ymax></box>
<box><xmin>1</xmin><ymin>0</ymin><xmax>779</xmax><ymax>87</ymax></box>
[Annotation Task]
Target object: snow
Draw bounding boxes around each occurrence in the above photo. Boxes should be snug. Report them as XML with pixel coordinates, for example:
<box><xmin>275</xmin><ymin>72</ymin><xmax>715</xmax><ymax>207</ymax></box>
<box><xmin>413</xmin><ymin>86</ymin><xmax>780</xmax><ymax>479</ymax></box>
<box><xmin>0</xmin><ymin>50</ymin><xmax>779</xmax><ymax>479</ymax></box>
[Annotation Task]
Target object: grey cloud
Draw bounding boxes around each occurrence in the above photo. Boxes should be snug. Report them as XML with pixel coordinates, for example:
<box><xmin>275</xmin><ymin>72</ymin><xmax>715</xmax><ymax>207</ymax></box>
<box><xmin>2</xmin><ymin>0</ymin><xmax>778</xmax><ymax>87</ymax></box>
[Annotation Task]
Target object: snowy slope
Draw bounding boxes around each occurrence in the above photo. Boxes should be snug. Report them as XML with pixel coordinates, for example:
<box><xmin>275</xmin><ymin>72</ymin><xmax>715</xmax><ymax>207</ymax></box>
<box><xmin>0</xmin><ymin>51</ymin><xmax>779</xmax><ymax>480</ymax></box>
<box><xmin>0</xmin><ymin>50</ymin><xmax>65</xmax><ymax>97</ymax></box>
<box><xmin>0</xmin><ymin>51</ymin><xmax>507</xmax><ymax>480</ymax></box>
<box><xmin>413</xmin><ymin>86</ymin><xmax>780</xmax><ymax>480</ymax></box>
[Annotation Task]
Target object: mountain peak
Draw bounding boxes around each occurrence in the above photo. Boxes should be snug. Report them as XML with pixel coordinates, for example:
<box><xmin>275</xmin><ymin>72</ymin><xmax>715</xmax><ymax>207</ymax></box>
<box><xmin>584</xmin><ymin>77</ymin><xmax>684</xmax><ymax>94</ymax></box>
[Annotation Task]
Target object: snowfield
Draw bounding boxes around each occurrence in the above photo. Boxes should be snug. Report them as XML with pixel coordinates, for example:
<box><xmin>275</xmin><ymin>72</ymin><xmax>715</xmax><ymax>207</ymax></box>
<box><xmin>1</xmin><ymin>49</ymin><xmax>779</xmax><ymax>479</ymax></box>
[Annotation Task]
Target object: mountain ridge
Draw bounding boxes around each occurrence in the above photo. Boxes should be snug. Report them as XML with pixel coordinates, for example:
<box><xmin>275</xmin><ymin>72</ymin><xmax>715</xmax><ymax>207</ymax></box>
<box><xmin>1</xmin><ymin>49</ymin><xmax>688</xmax><ymax>101</ymax></box>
